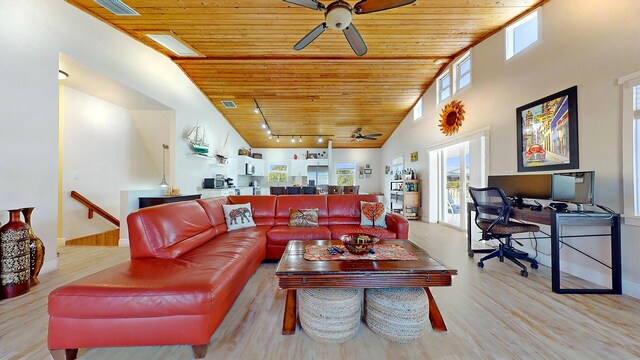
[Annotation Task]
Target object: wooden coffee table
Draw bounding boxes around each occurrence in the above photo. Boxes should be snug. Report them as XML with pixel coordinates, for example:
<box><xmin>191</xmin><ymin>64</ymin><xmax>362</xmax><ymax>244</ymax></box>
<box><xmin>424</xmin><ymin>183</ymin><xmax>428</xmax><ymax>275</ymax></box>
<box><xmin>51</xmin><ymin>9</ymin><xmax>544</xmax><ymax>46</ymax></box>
<box><xmin>275</xmin><ymin>239</ymin><xmax>457</xmax><ymax>335</ymax></box>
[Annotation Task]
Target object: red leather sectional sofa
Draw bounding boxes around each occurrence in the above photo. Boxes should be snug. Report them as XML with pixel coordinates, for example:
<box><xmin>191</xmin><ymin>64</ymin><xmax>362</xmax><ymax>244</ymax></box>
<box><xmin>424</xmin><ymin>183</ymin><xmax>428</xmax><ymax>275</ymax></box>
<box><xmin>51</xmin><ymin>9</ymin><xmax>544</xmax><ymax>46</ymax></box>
<box><xmin>48</xmin><ymin>195</ymin><xmax>409</xmax><ymax>359</ymax></box>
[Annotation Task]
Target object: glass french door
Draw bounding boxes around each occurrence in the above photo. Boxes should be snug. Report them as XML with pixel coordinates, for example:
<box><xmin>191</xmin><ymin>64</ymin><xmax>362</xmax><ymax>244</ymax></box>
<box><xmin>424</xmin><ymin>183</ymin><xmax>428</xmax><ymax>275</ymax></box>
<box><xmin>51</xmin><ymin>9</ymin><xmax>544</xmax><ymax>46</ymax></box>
<box><xmin>433</xmin><ymin>135</ymin><xmax>485</xmax><ymax>230</ymax></box>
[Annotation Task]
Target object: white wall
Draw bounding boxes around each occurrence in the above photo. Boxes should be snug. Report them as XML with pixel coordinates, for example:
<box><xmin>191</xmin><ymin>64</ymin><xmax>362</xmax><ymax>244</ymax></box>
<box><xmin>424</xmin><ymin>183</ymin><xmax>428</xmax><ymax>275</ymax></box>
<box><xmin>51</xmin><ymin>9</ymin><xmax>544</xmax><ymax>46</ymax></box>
<box><xmin>0</xmin><ymin>0</ymin><xmax>248</xmax><ymax>272</ymax></box>
<box><xmin>61</xmin><ymin>87</ymin><xmax>164</xmax><ymax>240</ymax></box>
<box><xmin>381</xmin><ymin>0</ymin><xmax>640</xmax><ymax>296</ymax></box>
<box><xmin>333</xmin><ymin>149</ymin><xmax>382</xmax><ymax>194</ymax></box>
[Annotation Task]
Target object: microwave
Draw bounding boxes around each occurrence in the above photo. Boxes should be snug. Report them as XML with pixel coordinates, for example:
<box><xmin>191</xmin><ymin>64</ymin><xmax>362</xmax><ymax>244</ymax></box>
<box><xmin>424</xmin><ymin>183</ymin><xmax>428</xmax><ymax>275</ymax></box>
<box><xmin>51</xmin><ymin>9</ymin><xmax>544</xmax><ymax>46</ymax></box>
<box><xmin>203</xmin><ymin>178</ymin><xmax>226</xmax><ymax>189</ymax></box>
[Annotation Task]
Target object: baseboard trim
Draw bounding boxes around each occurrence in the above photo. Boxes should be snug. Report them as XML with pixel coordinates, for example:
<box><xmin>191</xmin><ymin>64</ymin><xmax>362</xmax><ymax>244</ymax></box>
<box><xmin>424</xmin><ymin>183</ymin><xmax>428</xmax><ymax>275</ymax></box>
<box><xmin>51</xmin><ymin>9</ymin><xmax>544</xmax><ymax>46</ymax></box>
<box><xmin>118</xmin><ymin>238</ymin><xmax>130</xmax><ymax>247</ymax></box>
<box><xmin>40</xmin><ymin>258</ymin><xmax>59</xmax><ymax>275</ymax></box>
<box><xmin>623</xmin><ymin>279</ymin><xmax>640</xmax><ymax>299</ymax></box>
<box><xmin>516</xmin><ymin>246</ymin><xmax>613</xmax><ymax>289</ymax></box>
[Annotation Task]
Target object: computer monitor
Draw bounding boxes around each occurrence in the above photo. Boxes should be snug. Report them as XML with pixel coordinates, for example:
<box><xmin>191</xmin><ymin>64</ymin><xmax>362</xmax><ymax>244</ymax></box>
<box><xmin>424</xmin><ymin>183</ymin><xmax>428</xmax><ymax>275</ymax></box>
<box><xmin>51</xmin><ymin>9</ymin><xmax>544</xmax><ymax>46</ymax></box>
<box><xmin>552</xmin><ymin>171</ymin><xmax>596</xmax><ymax>205</ymax></box>
<box><xmin>551</xmin><ymin>174</ymin><xmax>575</xmax><ymax>202</ymax></box>
<box><xmin>487</xmin><ymin>174</ymin><xmax>552</xmax><ymax>204</ymax></box>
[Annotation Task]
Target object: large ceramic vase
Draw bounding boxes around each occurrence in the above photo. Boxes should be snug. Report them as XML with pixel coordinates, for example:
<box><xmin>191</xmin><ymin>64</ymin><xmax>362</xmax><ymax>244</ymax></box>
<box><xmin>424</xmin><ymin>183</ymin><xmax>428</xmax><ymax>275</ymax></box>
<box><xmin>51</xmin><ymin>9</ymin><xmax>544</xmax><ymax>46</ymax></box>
<box><xmin>22</xmin><ymin>207</ymin><xmax>45</xmax><ymax>286</ymax></box>
<box><xmin>0</xmin><ymin>209</ymin><xmax>31</xmax><ymax>299</ymax></box>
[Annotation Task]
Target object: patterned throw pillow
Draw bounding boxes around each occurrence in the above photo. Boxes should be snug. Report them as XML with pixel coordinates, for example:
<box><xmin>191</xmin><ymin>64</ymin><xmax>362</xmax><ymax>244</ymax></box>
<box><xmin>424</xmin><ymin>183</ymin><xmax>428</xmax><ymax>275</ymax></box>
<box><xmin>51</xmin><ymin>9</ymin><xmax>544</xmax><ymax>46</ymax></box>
<box><xmin>222</xmin><ymin>203</ymin><xmax>256</xmax><ymax>231</ymax></box>
<box><xmin>360</xmin><ymin>201</ymin><xmax>386</xmax><ymax>228</ymax></box>
<box><xmin>289</xmin><ymin>208</ymin><xmax>319</xmax><ymax>227</ymax></box>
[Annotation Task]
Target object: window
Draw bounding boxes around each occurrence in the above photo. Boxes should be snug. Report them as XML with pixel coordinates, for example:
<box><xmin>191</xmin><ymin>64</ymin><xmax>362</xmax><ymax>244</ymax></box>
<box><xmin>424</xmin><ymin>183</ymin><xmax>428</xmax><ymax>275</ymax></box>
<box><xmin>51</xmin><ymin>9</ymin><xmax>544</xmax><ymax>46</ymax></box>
<box><xmin>506</xmin><ymin>11</ymin><xmax>538</xmax><ymax>60</ymax></box>
<box><xmin>437</xmin><ymin>70</ymin><xmax>451</xmax><ymax>104</ymax></box>
<box><xmin>455</xmin><ymin>53</ymin><xmax>471</xmax><ymax>91</ymax></box>
<box><xmin>268</xmin><ymin>164</ymin><xmax>288</xmax><ymax>183</ymax></box>
<box><xmin>621</xmin><ymin>71</ymin><xmax>640</xmax><ymax>225</ymax></box>
<box><xmin>413</xmin><ymin>98</ymin><xmax>423</xmax><ymax>121</ymax></box>
<box><xmin>335</xmin><ymin>162</ymin><xmax>356</xmax><ymax>186</ymax></box>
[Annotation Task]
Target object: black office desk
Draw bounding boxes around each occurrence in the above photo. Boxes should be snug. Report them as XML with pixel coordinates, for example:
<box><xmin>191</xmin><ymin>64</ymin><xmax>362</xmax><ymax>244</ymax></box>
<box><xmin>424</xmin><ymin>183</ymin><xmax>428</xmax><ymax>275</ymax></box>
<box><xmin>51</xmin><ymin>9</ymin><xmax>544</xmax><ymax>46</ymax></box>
<box><xmin>467</xmin><ymin>204</ymin><xmax>621</xmax><ymax>294</ymax></box>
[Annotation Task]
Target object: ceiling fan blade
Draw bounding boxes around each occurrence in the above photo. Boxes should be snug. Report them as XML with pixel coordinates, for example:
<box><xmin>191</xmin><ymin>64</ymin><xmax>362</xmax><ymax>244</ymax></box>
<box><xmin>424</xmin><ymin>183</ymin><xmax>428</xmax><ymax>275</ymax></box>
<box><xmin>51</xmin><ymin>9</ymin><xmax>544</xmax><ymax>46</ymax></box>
<box><xmin>363</xmin><ymin>136</ymin><xmax>378</xmax><ymax>140</ymax></box>
<box><xmin>364</xmin><ymin>133</ymin><xmax>383</xmax><ymax>137</ymax></box>
<box><xmin>283</xmin><ymin>0</ymin><xmax>325</xmax><ymax>11</ymax></box>
<box><xmin>353</xmin><ymin>0</ymin><xmax>415</xmax><ymax>14</ymax></box>
<box><xmin>294</xmin><ymin>23</ymin><xmax>327</xmax><ymax>51</ymax></box>
<box><xmin>351</xmin><ymin>138</ymin><xmax>357</xmax><ymax>142</ymax></box>
<box><xmin>342</xmin><ymin>24</ymin><xmax>367</xmax><ymax>56</ymax></box>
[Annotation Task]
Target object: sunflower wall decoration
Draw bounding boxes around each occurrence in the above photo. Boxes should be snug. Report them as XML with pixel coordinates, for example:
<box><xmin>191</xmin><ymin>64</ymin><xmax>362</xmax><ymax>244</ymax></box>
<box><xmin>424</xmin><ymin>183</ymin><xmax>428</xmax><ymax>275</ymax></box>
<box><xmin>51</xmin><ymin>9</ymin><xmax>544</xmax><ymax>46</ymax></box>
<box><xmin>438</xmin><ymin>100</ymin><xmax>466</xmax><ymax>136</ymax></box>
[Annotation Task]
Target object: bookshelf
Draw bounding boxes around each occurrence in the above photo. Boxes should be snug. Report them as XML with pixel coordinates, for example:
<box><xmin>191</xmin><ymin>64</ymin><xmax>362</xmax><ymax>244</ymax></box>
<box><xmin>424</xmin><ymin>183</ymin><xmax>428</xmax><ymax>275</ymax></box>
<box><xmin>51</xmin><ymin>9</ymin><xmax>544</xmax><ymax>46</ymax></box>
<box><xmin>389</xmin><ymin>179</ymin><xmax>421</xmax><ymax>220</ymax></box>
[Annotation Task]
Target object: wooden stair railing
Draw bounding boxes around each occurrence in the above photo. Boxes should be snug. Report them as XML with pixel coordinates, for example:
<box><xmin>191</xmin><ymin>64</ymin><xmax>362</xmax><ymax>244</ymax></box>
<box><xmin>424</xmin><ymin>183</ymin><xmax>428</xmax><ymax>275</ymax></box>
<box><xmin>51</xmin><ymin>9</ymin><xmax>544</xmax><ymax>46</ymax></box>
<box><xmin>70</xmin><ymin>191</ymin><xmax>120</xmax><ymax>227</ymax></box>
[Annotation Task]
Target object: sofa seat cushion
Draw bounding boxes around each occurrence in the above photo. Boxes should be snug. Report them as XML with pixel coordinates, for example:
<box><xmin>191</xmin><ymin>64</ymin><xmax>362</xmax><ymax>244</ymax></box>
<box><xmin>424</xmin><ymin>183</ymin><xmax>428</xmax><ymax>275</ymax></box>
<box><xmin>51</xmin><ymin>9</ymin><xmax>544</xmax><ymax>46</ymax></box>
<box><xmin>267</xmin><ymin>225</ymin><xmax>331</xmax><ymax>245</ymax></box>
<box><xmin>184</xmin><ymin>225</ymin><xmax>269</xmax><ymax>263</ymax></box>
<box><xmin>49</xmin><ymin>260</ymin><xmax>218</xmax><ymax>319</ymax></box>
<box><xmin>329</xmin><ymin>225</ymin><xmax>397</xmax><ymax>240</ymax></box>
<box><xmin>49</xmin><ymin>227</ymin><xmax>268</xmax><ymax>320</ymax></box>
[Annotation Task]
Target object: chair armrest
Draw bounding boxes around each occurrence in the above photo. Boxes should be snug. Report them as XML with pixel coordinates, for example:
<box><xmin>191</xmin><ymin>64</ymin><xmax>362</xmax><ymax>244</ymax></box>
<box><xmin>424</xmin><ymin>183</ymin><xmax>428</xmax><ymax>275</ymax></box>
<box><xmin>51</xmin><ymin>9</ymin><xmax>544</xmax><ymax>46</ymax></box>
<box><xmin>385</xmin><ymin>212</ymin><xmax>409</xmax><ymax>239</ymax></box>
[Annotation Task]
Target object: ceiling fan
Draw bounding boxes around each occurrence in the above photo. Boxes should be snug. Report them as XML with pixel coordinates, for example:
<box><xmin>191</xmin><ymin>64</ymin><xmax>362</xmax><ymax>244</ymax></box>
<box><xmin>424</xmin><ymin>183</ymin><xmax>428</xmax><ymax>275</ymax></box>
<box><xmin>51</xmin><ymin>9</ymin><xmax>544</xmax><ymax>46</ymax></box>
<box><xmin>283</xmin><ymin>0</ymin><xmax>416</xmax><ymax>56</ymax></box>
<box><xmin>339</xmin><ymin>128</ymin><xmax>383</xmax><ymax>142</ymax></box>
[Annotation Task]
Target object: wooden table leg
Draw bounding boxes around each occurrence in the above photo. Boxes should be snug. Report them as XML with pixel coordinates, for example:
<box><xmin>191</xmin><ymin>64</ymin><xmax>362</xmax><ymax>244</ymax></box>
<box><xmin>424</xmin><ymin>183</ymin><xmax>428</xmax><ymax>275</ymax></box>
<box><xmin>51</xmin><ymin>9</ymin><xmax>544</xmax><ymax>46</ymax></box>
<box><xmin>282</xmin><ymin>289</ymin><xmax>297</xmax><ymax>335</ymax></box>
<box><xmin>425</xmin><ymin>287</ymin><xmax>447</xmax><ymax>331</ymax></box>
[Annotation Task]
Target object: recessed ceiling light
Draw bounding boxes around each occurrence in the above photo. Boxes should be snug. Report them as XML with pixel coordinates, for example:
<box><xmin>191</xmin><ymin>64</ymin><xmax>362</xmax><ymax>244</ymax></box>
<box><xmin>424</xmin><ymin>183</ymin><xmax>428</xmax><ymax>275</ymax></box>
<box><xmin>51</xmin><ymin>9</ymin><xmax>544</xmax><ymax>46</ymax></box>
<box><xmin>94</xmin><ymin>0</ymin><xmax>140</xmax><ymax>16</ymax></box>
<box><xmin>221</xmin><ymin>100</ymin><xmax>237</xmax><ymax>108</ymax></box>
<box><xmin>433</xmin><ymin>59</ymin><xmax>445</xmax><ymax>65</ymax></box>
<box><xmin>318</xmin><ymin>136</ymin><xmax>324</xmax><ymax>143</ymax></box>
<box><xmin>58</xmin><ymin>70</ymin><xmax>69</xmax><ymax>80</ymax></box>
<box><xmin>145</xmin><ymin>32</ymin><xmax>202</xmax><ymax>57</ymax></box>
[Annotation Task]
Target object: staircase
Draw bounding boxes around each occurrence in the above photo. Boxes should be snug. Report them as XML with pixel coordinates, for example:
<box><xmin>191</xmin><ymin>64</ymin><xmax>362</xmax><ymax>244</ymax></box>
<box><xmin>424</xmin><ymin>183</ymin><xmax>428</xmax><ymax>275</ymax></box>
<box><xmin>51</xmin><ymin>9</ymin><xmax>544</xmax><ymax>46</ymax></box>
<box><xmin>67</xmin><ymin>191</ymin><xmax>120</xmax><ymax>247</ymax></box>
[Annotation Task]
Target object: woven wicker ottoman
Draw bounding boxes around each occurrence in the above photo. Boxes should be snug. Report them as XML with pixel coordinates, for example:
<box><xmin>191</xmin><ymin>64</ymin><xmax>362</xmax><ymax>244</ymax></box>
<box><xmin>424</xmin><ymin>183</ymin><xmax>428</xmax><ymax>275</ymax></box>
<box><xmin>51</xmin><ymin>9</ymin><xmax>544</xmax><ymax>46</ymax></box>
<box><xmin>365</xmin><ymin>288</ymin><xmax>429</xmax><ymax>343</ymax></box>
<box><xmin>298</xmin><ymin>288</ymin><xmax>362</xmax><ymax>343</ymax></box>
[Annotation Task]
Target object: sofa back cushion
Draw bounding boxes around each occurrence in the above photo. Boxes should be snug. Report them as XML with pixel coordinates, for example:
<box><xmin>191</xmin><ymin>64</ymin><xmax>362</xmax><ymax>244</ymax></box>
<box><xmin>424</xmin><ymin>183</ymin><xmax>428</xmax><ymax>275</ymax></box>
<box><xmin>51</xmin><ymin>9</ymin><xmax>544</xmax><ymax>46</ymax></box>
<box><xmin>275</xmin><ymin>195</ymin><xmax>328</xmax><ymax>226</ymax></box>
<box><xmin>128</xmin><ymin>201</ymin><xmax>215</xmax><ymax>259</ymax></box>
<box><xmin>197</xmin><ymin>197</ymin><xmax>230</xmax><ymax>236</ymax></box>
<box><xmin>327</xmin><ymin>194</ymin><xmax>378</xmax><ymax>225</ymax></box>
<box><xmin>228</xmin><ymin>195</ymin><xmax>277</xmax><ymax>226</ymax></box>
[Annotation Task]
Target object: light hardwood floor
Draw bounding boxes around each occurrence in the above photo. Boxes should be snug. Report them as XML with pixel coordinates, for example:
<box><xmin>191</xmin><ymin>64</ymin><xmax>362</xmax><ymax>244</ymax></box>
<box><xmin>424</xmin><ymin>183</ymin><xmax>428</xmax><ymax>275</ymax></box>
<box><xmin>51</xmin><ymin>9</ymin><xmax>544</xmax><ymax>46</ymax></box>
<box><xmin>1</xmin><ymin>222</ymin><xmax>640</xmax><ymax>359</ymax></box>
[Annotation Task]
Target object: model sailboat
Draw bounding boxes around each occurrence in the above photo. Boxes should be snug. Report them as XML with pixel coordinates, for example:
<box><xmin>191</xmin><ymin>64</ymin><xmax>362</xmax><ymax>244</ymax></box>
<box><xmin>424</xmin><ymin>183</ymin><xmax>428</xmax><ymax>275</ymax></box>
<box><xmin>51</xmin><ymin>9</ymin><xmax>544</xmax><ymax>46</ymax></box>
<box><xmin>187</xmin><ymin>123</ymin><xmax>210</xmax><ymax>154</ymax></box>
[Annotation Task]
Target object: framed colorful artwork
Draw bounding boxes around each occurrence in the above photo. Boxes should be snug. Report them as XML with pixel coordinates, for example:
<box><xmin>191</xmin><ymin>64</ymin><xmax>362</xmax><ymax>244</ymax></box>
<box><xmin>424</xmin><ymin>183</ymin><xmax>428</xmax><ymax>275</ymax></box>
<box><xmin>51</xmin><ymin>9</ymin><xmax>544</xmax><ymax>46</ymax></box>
<box><xmin>516</xmin><ymin>86</ymin><xmax>579</xmax><ymax>172</ymax></box>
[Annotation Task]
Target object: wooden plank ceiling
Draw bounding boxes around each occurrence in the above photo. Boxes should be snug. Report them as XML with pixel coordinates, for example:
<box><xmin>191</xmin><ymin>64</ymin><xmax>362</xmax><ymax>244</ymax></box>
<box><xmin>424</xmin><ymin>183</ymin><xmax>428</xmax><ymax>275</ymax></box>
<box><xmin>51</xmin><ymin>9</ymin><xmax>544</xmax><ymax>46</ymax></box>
<box><xmin>66</xmin><ymin>0</ymin><xmax>544</xmax><ymax>148</ymax></box>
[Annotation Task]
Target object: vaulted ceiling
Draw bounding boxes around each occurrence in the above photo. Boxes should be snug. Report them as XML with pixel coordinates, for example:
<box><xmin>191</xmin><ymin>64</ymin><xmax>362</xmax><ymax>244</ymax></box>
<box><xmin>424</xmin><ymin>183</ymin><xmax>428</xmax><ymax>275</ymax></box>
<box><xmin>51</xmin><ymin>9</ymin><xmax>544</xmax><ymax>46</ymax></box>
<box><xmin>67</xmin><ymin>0</ymin><xmax>545</xmax><ymax>148</ymax></box>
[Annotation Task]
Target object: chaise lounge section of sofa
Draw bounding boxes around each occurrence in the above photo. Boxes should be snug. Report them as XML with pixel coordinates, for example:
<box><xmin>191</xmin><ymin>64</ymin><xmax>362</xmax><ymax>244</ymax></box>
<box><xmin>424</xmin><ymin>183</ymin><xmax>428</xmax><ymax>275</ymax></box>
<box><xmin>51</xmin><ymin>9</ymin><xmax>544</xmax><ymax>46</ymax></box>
<box><xmin>48</xmin><ymin>195</ymin><xmax>409</xmax><ymax>359</ymax></box>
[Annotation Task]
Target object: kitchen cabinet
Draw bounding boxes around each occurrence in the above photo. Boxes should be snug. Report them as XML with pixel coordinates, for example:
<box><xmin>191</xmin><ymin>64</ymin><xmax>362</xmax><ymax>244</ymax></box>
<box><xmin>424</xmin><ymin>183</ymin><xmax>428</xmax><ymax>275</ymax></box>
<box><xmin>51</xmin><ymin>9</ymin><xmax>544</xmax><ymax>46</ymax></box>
<box><xmin>238</xmin><ymin>187</ymin><xmax>253</xmax><ymax>195</ymax></box>
<box><xmin>237</xmin><ymin>155</ymin><xmax>264</xmax><ymax>176</ymax></box>
<box><xmin>290</xmin><ymin>159</ymin><xmax>308</xmax><ymax>177</ymax></box>
<box><xmin>253</xmin><ymin>158</ymin><xmax>265</xmax><ymax>176</ymax></box>
<box><xmin>198</xmin><ymin>188</ymin><xmax>235</xmax><ymax>198</ymax></box>
<box><xmin>307</xmin><ymin>159</ymin><xmax>329</xmax><ymax>167</ymax></box>
<box><xmin>237</xmin><ymin>155</ymin><xmax>252</xmax><ymax>175</ymax></box>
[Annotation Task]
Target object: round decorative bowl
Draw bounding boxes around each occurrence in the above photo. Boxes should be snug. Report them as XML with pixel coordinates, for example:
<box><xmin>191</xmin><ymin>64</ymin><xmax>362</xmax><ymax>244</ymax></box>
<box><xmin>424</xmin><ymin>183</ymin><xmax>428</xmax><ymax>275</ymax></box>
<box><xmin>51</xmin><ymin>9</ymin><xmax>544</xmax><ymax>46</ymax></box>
<box><xmin>340</xmin><ymin>233</ymin><xmax>379</xmax><ymax>255</ymax></box>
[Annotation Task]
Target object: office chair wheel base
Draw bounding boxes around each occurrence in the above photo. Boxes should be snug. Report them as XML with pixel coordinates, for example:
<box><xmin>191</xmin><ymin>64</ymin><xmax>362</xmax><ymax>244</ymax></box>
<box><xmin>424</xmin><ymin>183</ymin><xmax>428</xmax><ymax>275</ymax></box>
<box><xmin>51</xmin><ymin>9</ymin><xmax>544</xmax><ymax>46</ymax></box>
<box><xmin>520</xmin><ymin>270</ymin><xmax>528</xmax><ymax>277</ymax></box>
<box><xmin>477</xmin><ymin>261</ymin><xmax>484</xmax><ymax>269</ymax></box>
<box><xmin>468</xmin><ymin>251</ymin><xmax>474</xmax><ymax>258</ymax></box>
<box><xmin>530</xmin><ymin>262</ymin><xmax>539</xmax><ymax>270</ymax></box>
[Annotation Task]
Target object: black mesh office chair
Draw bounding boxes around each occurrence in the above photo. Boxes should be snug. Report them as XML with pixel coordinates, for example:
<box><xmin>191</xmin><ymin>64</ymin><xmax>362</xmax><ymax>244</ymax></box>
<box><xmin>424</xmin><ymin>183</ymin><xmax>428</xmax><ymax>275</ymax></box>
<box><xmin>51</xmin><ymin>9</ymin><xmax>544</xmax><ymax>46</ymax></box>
<box><xmin>469</xmin><ymin>186</ymin><xmax>540</xmax><ymax>277</ymax></box>
<box><xmin>286</xmin><ymin>186</ymin><xmax>301</xmax><ymax>195</ymax></box>
<box><xmin>301</xmin><ymin>186</ymin><xmax>317</xmax><ymax>194</ymax></box>
<box><xmin>270</xmin><ymin>186</ymin><xmax>286</xmax><ymax>195</ymax></box>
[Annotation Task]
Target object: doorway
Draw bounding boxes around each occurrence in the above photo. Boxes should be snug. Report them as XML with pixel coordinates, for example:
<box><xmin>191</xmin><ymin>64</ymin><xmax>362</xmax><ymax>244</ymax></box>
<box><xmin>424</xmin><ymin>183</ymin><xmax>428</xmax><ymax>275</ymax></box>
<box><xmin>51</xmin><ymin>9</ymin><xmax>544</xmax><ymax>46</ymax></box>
<box><xmin>430</xmin><ymin>133</ymin><xmax>486</xmax><ymax>230</ymax></box>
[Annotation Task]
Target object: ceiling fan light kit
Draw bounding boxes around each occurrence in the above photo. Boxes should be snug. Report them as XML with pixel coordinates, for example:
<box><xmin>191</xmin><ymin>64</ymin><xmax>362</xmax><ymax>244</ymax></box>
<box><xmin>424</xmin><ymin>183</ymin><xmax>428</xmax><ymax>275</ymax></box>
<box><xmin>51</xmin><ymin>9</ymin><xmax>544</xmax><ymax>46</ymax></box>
<box><xmin>325</xmin><ymin>1</ymin><xmax>352</xmax><ymax>30</ymax></box>
<box><xmin>286</xmin><ymin>0</ymin><xmax>415</xmax><ymax>56</ymax></box>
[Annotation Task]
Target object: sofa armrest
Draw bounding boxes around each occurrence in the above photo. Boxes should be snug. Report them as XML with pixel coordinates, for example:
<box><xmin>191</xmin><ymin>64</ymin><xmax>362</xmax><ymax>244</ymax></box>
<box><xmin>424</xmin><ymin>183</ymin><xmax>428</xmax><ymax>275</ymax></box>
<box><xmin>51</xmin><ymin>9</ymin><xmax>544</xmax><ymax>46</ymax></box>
<box><xmin>385</xmin><ymin>213</ymin><xmax>409</xmax><ymax>239</ymax></box>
